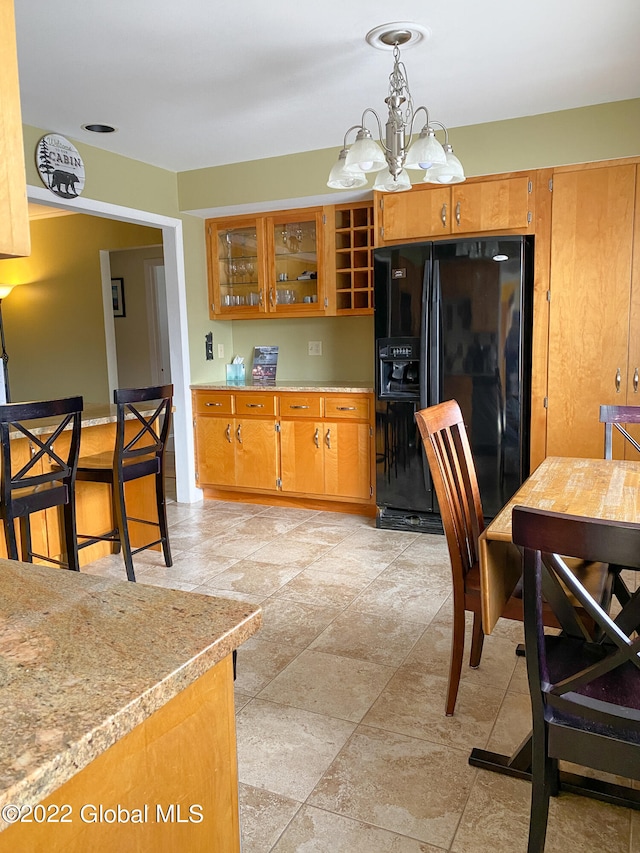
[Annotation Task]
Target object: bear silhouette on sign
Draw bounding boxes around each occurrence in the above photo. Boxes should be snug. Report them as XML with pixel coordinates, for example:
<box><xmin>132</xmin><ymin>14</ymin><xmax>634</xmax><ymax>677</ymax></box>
<box><xmin>51</xmin><ymin>169</ymin><xmax>79</xmax><ymax>197</ymax></box>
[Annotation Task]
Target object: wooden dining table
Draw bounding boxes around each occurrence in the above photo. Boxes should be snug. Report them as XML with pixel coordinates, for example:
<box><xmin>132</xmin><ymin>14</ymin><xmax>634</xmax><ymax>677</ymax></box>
<box><xmin>471</xmin><ymin>454</ymin><xmax>640</xmax><ymax>809</ymax></box>
<box><xmin>479</xmin><ymin>455</ymin><xmax>640</xmax><ymax>634</ymax></box>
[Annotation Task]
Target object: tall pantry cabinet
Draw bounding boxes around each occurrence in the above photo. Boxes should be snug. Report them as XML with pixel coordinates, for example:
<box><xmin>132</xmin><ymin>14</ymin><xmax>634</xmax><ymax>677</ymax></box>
<box><xmin>545</xmin><ymin>162</ymin><xmax>640</xmax><ymax>459</ymax></box>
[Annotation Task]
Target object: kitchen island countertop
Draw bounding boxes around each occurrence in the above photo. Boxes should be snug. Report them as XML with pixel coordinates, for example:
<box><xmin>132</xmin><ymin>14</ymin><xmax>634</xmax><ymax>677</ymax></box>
<box><xmin>0</xmin><ymin>560</ymin><xmax>261</xmax><ymax>829</ymax></box>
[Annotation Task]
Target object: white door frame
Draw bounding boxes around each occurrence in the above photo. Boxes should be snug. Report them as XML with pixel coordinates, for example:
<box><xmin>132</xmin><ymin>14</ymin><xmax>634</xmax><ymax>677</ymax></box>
<box><xmin>27</xmin><ymin>183</ymin><xmax>201</xmax><ymax>504</ymax></box>
<box><xmin>144</xmin><ymin>258</ymin><xmax>171</xmax><ymax>388</ymax></box>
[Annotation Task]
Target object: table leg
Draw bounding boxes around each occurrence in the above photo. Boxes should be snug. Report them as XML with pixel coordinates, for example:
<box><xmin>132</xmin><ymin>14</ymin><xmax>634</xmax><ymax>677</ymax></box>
<box><xmin>469</xmin><ymin>737</ymin><xmax>640</xmax><ymax>810</ymax></box>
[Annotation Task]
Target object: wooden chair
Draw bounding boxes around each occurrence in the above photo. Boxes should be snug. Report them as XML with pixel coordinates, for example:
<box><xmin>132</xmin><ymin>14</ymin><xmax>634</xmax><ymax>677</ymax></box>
<box><xmin>414</xmin><ymin>400</ymin><xmax>615</xmax><ymax>716</ymax></box>
<box><xmin>0</xmin><ymin>397</ymin><xmax>83</xmax><ymax>571</ymax></box>
<box><xmin>599</xmin><ymin>404</ymin><xmax>640</xmax><ymax>458</ymax></box>
<box><xmin>76</xmin><ymin>385</ymin><xmax>173</xmax><ymax>582</ymax></box>
<box><xmin>512</xmin><ymin>506</ymin><xmax>640</xmax><ymax>853</ymax></box>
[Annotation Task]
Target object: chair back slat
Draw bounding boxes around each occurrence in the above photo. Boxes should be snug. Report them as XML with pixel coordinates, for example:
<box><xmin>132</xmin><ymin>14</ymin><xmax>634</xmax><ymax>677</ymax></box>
<box><xmin>114</xmin><ymin>385</ymin><xmax>172</xmax><ymax>469</ymax></box>
<box><xmin>0</xmin><ymin>397</ymin><xmax>83</xmax><ymax>502</ymax></box>
<box><xmin>599</xmin><ymin>404</ymin><xmax>640</xmax><ymax>458</ymax></box>
<box><xmin>513</xmin><ymin>505</ymin><xmax>640</xmax><ymax>730</ymax></box>
<box><xmin>415</xmin><ymin>401</ymin><xmax>484</xmax><ymax>582</ymax></box>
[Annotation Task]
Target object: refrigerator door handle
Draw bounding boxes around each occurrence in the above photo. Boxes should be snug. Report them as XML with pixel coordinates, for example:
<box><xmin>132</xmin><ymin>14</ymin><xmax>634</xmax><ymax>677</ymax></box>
<box><xmin>428</xmin><ymin>260</ymin><xmax>442</xmax><ymax>407</ymax></box>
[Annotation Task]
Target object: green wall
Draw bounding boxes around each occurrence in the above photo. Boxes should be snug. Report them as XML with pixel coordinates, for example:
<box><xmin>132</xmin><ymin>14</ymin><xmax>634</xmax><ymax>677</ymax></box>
<box><xmin>0</xmin><ymin>215</ymin><xmax>161</xmax><ymax>402</ymax></box>
<box><xmin>19</xmin><ymin>98</ymin><xmax>640</xmax><ymax>388</ymax></box>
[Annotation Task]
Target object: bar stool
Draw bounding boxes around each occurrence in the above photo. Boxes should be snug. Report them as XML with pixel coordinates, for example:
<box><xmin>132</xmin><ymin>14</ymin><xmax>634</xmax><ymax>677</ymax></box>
<box><xmin>0</xmin><ymin>397</ymin><xmax>83</xmax><ymax>571</ymax></box>
<box><xmin>76</xmin><ymin>385</ymin><xmax>173</xmax><ymax>582</ymax></box>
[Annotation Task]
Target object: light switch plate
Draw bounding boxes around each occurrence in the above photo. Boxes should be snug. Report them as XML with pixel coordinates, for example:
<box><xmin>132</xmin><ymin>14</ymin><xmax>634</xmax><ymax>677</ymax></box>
<box><xmin>308</xmin><ymin>341</ymin><xmax>322</xmax><ymax>356</ymax></box>
<box><xmin>217</xmin><ymin>344</ymin><xmax>225</xmax><ymax>359</ymax></box>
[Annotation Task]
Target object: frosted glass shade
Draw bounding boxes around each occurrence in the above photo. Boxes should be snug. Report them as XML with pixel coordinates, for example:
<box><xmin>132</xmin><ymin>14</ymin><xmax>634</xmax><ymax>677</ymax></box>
<box><xmin>345</xmin><ymin>132</ymin><xmax>386</xmax><ymax>173</ymax></box>
<box><xmin>327</xmin><ymin>149</ymin><xmax>368</xmax><ymax>189</ymax></box>
<box><xmin>423</xmin><ymin>145</ymin><xmax>465</xmax><ymax>184</ymax></box>
<box><xmin>405</xmin><ymin>129</ymin><xmax>447</xmax><ymax>170</ymax></box>
<box><xmin>373</xmin><ymin>168</ymin><xmax>412</xmax><ymax>193</ymax></box>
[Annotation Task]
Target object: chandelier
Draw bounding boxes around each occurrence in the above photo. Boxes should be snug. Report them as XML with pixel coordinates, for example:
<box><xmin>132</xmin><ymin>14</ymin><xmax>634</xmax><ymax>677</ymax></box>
<box><xmin>327</xmin><ymin>24</ymin><xmax>465</xmax><ymax>193</ymax></box>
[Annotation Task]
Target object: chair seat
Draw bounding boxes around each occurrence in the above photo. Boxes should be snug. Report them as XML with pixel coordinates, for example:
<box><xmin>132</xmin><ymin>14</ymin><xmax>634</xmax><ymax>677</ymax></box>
<box><xmin>544</xmin><ymin>635</ymin><xmax>640</xmax><ymax>746</ymax></box>
<box><xmin>77</xmin><ymin>452</ymin><xmax>160</xmax><ymax>483</ymax></box>
<box><xmin>5</xmin><ymin>481</ymin><xmax>69</xmax><ymax>516</ymax></box>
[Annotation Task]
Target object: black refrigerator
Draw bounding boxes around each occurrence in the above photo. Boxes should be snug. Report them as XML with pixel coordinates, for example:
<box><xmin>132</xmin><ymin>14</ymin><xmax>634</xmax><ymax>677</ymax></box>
<box><xmin>374</xmin><ymin>236</ymin><xmax>534</xmax><ymax>532</ymax></box>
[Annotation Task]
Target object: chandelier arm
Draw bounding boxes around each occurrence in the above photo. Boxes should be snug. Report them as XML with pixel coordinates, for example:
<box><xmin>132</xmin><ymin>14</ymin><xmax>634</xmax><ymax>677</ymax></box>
<box><xmin>359</xmin><ymin>108</ymin><xmax>384</xmax><ymax>145</ymax></box>
<box><xmin>408</xmin><ymin>105</ymin><xmax>430</xmax><ymax>140</ymax></box>
<box><xmin>428</xmin><ymin>120</ymin><xmax>449</xmax><ymax>144</ymax></box>
<box><xmin>343</xmin><ymin>125</ymin><xmax>366</xmax><ymax>148</ymax></box>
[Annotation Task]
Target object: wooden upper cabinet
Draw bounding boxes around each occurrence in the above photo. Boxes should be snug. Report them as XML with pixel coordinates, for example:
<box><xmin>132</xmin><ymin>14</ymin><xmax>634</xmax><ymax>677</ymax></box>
<box><xmin>546</xmin><ymin>163</ymin><xmax>637</xmax><ymax>459</ymax></box>
<box><xmin>451</xmin><ymin>177</ymin><xmax>532</xmax><ymax>233</ymax></box>
<box><xmin>205</xmin><ymin>208</ymin><xmax>326</xmax><ymax>319</ymax></box>
<box><xmin>375</xmin><ymin>173</ymin><xmax>534</xmax><ymax>245</ymax></box>
<box><xmin>377</xmin><ymin>186</ymin><xmax>450</xmax><ymax>242</ymax></box>
<box><xmin>0</xmin><ymin>0</ymin><xmax>30</xmax><ymax>259</ymax></box>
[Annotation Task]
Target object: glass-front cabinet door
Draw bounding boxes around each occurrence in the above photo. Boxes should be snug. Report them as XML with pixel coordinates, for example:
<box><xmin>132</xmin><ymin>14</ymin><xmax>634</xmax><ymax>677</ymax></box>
<box><xmin>207</xmin><ymin>216</ymin><xmax>267</xmax><ymax>317</ymax></box>
<box><xmin>265</xmin><ymin>209</ymin><xmax>325</xmax><ymax>314</ymax></box>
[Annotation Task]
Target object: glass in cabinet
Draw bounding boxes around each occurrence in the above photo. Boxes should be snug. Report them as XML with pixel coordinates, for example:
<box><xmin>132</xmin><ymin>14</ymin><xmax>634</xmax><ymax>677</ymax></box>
<box><xmin>207</xmin><ymin>217</ymin><xmax>266</xmax><ymax>317</ymax></box>
<box><xmin>266</xmin><ymin>210</ymin><xmax>325</xmax><ymax>313</ymax></box>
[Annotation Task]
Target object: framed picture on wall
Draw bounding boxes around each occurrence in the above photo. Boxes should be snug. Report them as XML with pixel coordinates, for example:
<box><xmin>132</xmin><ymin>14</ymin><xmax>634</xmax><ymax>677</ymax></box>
<box><xmin>111</xmin><ymin>277</ymin><xmax>126</xmax><ymax>317</ymax></box>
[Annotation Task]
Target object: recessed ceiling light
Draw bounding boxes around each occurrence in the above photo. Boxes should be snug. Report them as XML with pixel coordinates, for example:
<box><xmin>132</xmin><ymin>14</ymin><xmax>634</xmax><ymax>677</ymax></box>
<box><xmin>492</xmin><ymin>254</ymin><xmax>509</xmax><ymax>262</ymax></box>
<box><xmin>82</xmin><ymin>123</ymin><xmax>117</xmax><ymax>134</ymax></box>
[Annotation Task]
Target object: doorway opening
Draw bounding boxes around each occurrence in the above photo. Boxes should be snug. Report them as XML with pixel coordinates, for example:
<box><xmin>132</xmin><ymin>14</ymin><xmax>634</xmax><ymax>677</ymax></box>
<box><xmin>26</xmin><ymin>184</ymin><xmax>199</xmax><ymax>504</ymax></box>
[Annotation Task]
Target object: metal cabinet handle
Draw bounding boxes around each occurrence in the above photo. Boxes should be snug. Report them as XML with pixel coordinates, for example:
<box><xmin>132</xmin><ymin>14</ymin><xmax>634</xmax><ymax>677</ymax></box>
<box><xmin>336</xmin><ymin>406</ymin><xmax>356</xmax><ymax>411</ymax></box>
<box><xmin>269</xmin><ymin>288</ymin><xmax>275</xmax><ymax>307</ymax></box>
<box><xmin>314</xmin><ymin>428</ymin><xmax>319</xmax><ymax>448</ymax></box>
<box><xmin>616</xmin><ymin>368</ymin><xmax>622</xmax><ymax>393</ymax></box>
<box><xmin>634</xmin><ymin>368</ymin><xmax>639</xmax><ymax>393</ymax></box>
<box><xmin>245</xmin><ymin>403</ymin><xmax>264</xmax><ymax>408</ymax></box>
<box><xmin>225</xmin><ymin>424</ymin><xmax>232</xmax><ymax>443</ymax></box>
<box><xmin>259</xmin><ymin>290</ymin><xmax>264</xmax><ymax>306</ymax></box>
<box><xmin>325</xmin><ymin>428</ymin><xmax>331</xmax><ymax>449</ymax></box>
<box><xmin>205</xmin><ymin>401</ymin><xmax>222</xmax><ymax>407</ymax></box>
<box><xmin>236</xmin><ymin>424</ymin><xmax>242</xmax><ymax>444</ymax></box>
<box><xmin>455</xmin><ymin>201</ymin><xmax>461</xmax><ymax>226</ymax></box>
<box><xmin>441</xmin><ymin>204</ymin><xmax>447</xmax><ymax>227</ymax></box>
<box><xmin>290</xmin><ymin>405</ymin><xmax>310</xmax><ymax>409</ymax></box>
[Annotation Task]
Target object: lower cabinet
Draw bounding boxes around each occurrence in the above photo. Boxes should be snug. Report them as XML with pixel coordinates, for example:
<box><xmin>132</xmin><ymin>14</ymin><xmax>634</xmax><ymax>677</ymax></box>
<box><xmin>193</xmin><ymin>389</ymin><xmax>374</xmax><ymax>510</ymax></box>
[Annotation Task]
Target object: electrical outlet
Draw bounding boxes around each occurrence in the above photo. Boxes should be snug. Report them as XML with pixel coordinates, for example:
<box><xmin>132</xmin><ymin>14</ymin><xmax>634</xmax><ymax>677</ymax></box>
<box><xmin>217</xmin><ymin>343</ymin><xmax>225</xmax><ymax>359</ymax></box>
<box><xmin>308</xmin><ymin>341</ymin><xmax>322</xmax><ymax>356</ymax></box>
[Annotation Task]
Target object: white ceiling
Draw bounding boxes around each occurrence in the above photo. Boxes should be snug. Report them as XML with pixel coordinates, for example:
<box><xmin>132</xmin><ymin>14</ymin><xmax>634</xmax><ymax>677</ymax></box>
<box><xmin>14</xmin><ymin>0</ymin><xmax>640</xmax><ymax>174</ymax></box>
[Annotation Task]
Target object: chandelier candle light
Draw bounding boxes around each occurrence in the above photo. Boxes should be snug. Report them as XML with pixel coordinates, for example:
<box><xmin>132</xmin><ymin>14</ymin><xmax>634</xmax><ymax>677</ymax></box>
<box><xmin>327</xmin><ymin>23</ymin><xmax>465</xmax><ymax>193</ymax></box>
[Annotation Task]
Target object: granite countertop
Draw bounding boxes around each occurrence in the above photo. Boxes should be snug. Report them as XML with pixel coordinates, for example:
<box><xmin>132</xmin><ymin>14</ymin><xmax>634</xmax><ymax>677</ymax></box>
<box><xmin>191</xmin><ymin>381</ymin><xmax>374</xmax><ymax>393</ymax></box>
<box><xmin>0</xmin><ymin>561</ymin><xmax>261</xmax><ymax>826</ymax></box>
<box><xmin>6</xmin><ymin>403</ymin><xmax>157</xmax><ymax>439</ymax></box>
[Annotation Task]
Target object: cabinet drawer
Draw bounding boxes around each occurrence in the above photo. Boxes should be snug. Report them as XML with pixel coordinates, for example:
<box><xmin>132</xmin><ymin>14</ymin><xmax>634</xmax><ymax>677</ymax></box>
<box><xmin>234</xmin><ymin>392</ymin><xmax>278</xmax><ymax>416</ymax></box>
<box><xmin>324</xmin><ymin>395</ymin><xmax>370</xmax><ymax>420</ymax></box>
<box><xmin>194</xmin><ymin>392</ymin><xmax>233</xmax><ymax>415</ymax></box>
<box><xmin>279</xmin><ymin>394</ymin><xmax>322</xmax><ymax>418</ymax></box>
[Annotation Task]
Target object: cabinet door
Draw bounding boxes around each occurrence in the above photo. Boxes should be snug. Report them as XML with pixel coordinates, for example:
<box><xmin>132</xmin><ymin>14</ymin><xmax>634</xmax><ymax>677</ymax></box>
<box><xmin>322</xmin><ymin>421</ymin><xmax>371</xmax><ymax>501</ymax></box>
<box><xmin>234</xmin><ymin>418</ymin><xmax>279</xmax><ymax>491</ymax></box>
<box><xmin>279</xmin><ymin>420</ymin><xmax>325</xmax><ymax>495</ymax></box>
<box><xmin>194</xmin><ymin>417</ymin><xmax>236</xmax><ymax>487</ymax></box>
<box><xmin>378</xmin><ymin>186</ymin><xmax>451</xmax><ymax>242</ymax></box>
<box><xmin>624</xmin><ymin>166</ymin><xmax>640</xmax><ymax>460</ymax></box>
<box><xmin>546</xmin><ymin>164</ymin><xmax>636</xmax><ymax>458</ymax></box>
<box><xmin>451</xmin><ymin>177</ymin><xmax>532</xmax><ymax>233</ymax></box>
<box><xmin>266</xmin><ymin>210</ymin><xmax>325</xmax><ymax>314</ymax></box>
<box><xmin>206</xmin><ymin>217</ymin><xmax>266</xmax><ymax>318</ymax></box>
<box><xmin>0</xmin><ymin>0</ymin><xmax>30</xmax><ymax>258</ymax></box>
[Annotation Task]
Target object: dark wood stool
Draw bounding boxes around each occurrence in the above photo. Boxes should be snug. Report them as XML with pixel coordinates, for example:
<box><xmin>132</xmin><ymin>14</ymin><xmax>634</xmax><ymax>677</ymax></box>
<box><xmin>76</xmin><ymin>385</ymin><xmax>173</xmax><ymax>582</ymax></box>
<box><xmin>0</xmin><ymin>397</ymin><xmax>83</xmax><ymax>571</ymax></box>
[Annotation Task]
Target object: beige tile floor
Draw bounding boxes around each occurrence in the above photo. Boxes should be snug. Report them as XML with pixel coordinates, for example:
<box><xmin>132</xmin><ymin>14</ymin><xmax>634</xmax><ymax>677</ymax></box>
<box><xmin>85</xmin><ymin>498</ymin><xmax>640</xmax><ymax>853</ymax></box>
